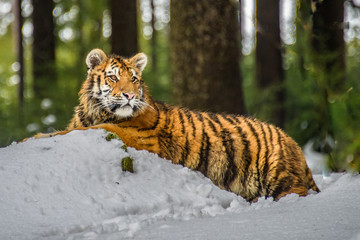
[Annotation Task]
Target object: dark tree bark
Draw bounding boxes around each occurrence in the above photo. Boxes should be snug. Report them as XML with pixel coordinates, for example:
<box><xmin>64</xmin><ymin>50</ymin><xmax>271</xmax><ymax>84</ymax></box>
<box><xmin>170</xmin><ymin>0</ymin><xmax>245</xmax><ymax>114</ymax></box>
<box><xmin>311</xmin><ymin>0</ymin><xmax>346</xmax><ymax>161</ymax></box>
<box><xmin>111</xmin><ymin>0</ymin><xmax>138</xmax><ymax>57</ymax></box>
<box><xmin>14</xmin><ymin>0</ymin><xmax>24</xmax><ymax>106</ymax></box>
<box><xmin>32</xmin><ymin>0</ymin><xmax>56</xmax><ymax>100</ymax></box>
<box><xmin>151</xmin><ymin>0</ymin><xmax>157</xmax><ymax>72</ymax></box>
<box><xmin>256</xmin><ymin>0</ymin><xmax>285</xmax><ymax>128</ymax></box>
<box><xmin>312</xmin><ymin>0</ymin><xmax>346</xmax><ymax>92</ymax></box>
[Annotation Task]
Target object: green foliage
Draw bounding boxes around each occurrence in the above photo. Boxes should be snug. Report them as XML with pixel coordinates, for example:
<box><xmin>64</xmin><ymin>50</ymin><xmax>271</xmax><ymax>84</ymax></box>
<box><xmin>105</xmin><ymin>132</ymin><xmax>121</xmax><ymax>141</ymax></box>
<box><xmin>121</xmin><ymin>156</ymin><xmax>134</xmax><ymax>173</ymax></box>
<box><xmin>104</xmin><ymin>133</ymin><xmax>134</xmax><ymax>173</ymax></box>
<box><xmin>121</xmin><ymin>144</ymin><xmax>128</xmax><ymax>152</ymax></box>
<box><xmin>281</xmin><ymin>28</ymin><xmax>360</xmax><ymax>172</ymax></box>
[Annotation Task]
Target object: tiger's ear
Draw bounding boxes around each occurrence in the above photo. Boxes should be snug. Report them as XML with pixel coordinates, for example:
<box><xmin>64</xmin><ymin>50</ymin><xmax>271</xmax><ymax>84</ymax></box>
<box><xmin>86</xmin><ymin>49</ymin><xmax>107</xmax><ymax>69</ymax></box>
<box><xmin>129</xmin><ymin>53</ymin><xmax>147</xmax><ymax>72</ymax></box>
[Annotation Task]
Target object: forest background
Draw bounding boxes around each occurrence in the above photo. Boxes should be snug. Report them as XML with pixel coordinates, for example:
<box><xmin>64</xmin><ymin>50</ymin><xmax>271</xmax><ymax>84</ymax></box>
<box><xmin>0</xmin><ymin>0</ymin><xmax>359</xmax><ymax>172</ymax></box>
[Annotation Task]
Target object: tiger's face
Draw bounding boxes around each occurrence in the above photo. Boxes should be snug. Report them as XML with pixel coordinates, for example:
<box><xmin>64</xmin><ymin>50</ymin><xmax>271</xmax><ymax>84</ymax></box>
<box><xmin>85</xmin><ymin>49</ymin><xmax>148</xmax><ymax>118</ymax></box>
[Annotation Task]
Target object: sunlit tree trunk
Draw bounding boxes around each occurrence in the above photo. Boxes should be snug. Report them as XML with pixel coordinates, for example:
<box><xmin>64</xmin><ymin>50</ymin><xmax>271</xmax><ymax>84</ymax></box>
<box><xmin>170</xmin><ymin>0</ymin><xmax>245</xmax><ymax>114</ymax></box>
<box><xmin>32</xmin><ymin>0</ymin><xmax>56</xmax><ymax>100</ymax></box>
<box><xmin>111</xmin><ymin>0</ymin><xmax>138</xmax><ymax>57</ymax></box>
<box><xmin>256</xmin><ymin>0</ymin><xmax>285</xmax><ymax>128</ymax></box>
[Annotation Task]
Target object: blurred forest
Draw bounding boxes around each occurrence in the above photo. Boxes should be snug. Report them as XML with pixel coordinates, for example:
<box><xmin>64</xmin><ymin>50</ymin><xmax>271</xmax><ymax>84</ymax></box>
<box><xmin>0</xmin><ymin>0</ymin><xmax>359</xmax><ymax>172</ymax></box>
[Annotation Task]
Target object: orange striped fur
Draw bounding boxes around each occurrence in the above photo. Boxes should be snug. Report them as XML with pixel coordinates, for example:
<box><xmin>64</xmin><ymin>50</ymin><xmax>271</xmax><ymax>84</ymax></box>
<box><xmin>32</xmin><ymin>49</ymin><xmax>320</xmax><ymax>202</ymax></box>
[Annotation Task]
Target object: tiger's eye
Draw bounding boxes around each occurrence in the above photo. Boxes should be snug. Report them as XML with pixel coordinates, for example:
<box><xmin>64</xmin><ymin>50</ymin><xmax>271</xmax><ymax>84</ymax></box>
<box><xmin>131</xmin><ymin>77</ymin><xmax>138</xmax><ymax>83</ymax></box>
<box><xmin>109</xmin><ymin>75</ymin><xmax>117</xmax><ymax>81</ymax></box>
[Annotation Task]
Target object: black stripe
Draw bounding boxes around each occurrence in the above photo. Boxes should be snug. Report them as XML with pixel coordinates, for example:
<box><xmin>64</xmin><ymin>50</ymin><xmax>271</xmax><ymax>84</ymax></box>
<box><xmin>222</xmin><ymin>129</ymin><xmax>236</xmax><ymax>189</ymax></box>
<box><xmin>264</xmin><ymin>124</ymin><xmax>274</xmax><ymax>197</ymax></box>
<box><xmin>268</xmin><ymin>123</ymin><xmax>273</xmax><ymax>146</ymax></box>
<box><xmin>96</xmin><ymin>75</ymin><xmax>101</xmax><ymax>95</ymax></box>
<box><xmin>178</xmin><ymin>110</ymin><xmax>186</xmax><ymax>134</ymax></box>
<box><xmin>158</xmin><ymin>129</ymin><xmax>174</xmax><ymax>160</ymax></box>
<box><xmin>204</xmin><ymin>114</ymin><xmax>217</xmax><ymax>133</ymax></box>
<box><xmin>208</xmin><ymin>112</ymin><xmax>223</xmax><ymax>128</ymax></box>
<box><xmin>260</xmin><ymin>123</ymin><xmax>270</xmax><ymax>197</ymax></box>
<box><xmin>275</xmin><ymin>127</ymin><xmax>284</xmax><ymax>159</ymax></box>
<box><xmin>180</xmin><ymin>137</ymin><xmax>190</xmax><ymax>166</ymax></box>
<box><xmin>195</xmin><ymin>129</ymin><xmax>210</xmax><ymax>176</ymax></box>
<box><xmin>268</xmin><ymin>127</ymin><xmax>285</xmax><ymax>196</ymax></box>
<box><xmin>185</xmin><ymin>110</ymin><xmax>196</xmax><ymax>138</ymax></box>
<box><xmin>87</xmin><ymin>75</ymin><xmax>95</xmax><ymax>92</ymax></box>
<box><xmin>206</xmin><ymin>114</ymin><xmax>237</xmax><ymax>189</ymax></box>
<box><xmin>136</xmin><ymin>135</ymin><xmax>157</xmax><ymax>139</ymax></box>
<box><xmin>243</xmin><ymin>118</ymin><xmax>262</xmax><ymax>196</ymax></box>
<box><xmin>265</xmin><ymin>125</ymin><xmax>276</xmax><ymax>193</ymax></box>
<box><xmin>232</xmin><ymin>115</ymin><xmax>242</xmax><ymax>125</ymax></box>
<box><xmin>77</xmin><ymin>104</ymin><xmax>86</xmax><ymax>126</ymax></box>
<box><xmin>196</xmin><ymin>112</ymin><xmax>203</xmax><ymax>122</ymax></box>
<box><xmin>97</xmin><ymin>75</ymin><xmax>101</xmax><ymax>87</ymax></box>
<box><xmin>139</xmin><ymin>143</ymin><xmax>154</xmax><ymax>148</ymax></box>
<box><xmin>235</xmin><ymin>126</ymin><xmax>251</xmax><ymax>185</ymax></box>
<box><xmin>305</xmin><ymin>166</ymin><xmax>310</xmax><ymax>177</ymax></box>
<box><xmin>220</xmin><ymin>115</ymin><xmax>250</xmax><ymax>187</ymax></box>
<box><xmin>164</xmin><ymin>107</ymin><xmax>172</xmax><ymax>129</ymax></box>
<box><xmin>221</xmin><ymin>114</ymin><xmax>236</xmax><ymax>125</ymax></box>
<box><xmin>157</xmin><ymin>107</ymin><xmax>174</xmax><ymax>160</ymax></box>
<box><xmin>271</xmin><ymin>176</ymin><xmax>293</xmax><ymax>200</ymax></box>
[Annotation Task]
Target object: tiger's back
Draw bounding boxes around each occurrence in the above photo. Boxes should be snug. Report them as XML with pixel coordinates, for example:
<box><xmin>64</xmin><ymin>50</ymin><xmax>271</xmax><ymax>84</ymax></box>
<box><xmin>151</xmin><ymin>103</ymin><xmax>319</xmax><ymax>202</ymax></box>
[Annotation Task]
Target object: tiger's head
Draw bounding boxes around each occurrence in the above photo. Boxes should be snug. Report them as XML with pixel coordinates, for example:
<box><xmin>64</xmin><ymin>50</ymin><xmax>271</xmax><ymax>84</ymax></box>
<box><xmin>82</xmin><ymin>48</ymin><xmax>149</xmax><ymax>119</ymax></box>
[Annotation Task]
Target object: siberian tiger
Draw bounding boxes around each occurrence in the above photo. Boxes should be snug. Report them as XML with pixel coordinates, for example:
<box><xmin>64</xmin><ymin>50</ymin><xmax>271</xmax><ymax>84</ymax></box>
<box><xmin>30</xmin><ymin>48</ymin><xmax>320</xmax><ymax>202</ymax></box>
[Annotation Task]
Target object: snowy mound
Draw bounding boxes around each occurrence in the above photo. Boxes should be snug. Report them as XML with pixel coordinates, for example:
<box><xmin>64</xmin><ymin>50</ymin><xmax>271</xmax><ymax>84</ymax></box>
<box><xmin>1</xmin><ymin>129</ymin><xmax>360</xmax><ymax>240</ymax></box>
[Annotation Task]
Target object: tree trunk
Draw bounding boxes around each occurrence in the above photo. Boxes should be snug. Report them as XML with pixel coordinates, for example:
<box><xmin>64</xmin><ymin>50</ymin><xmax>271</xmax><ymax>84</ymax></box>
<box><xmin>111</xmin><ymin>0</ymin><xmax>138</xmax><ymax>57</ymax></box>
<box><xmin>14</xmin><ymin>0</ymin><xmax>24</xmax><ymax>106</ymax></box>
<box><xmin>32</xmin><ymin>0</ymin><xmax>56</xmax><ymax>100</ymax></box>
<box><xmin>170</xmin><ymin>0</ymin><xmax>245</xmax><ymax>114</ymax></box>
<box><xmin>311</xmin><ymin>0</ymin><xmax>346</xmax><ymax>166</ymax></box>
<box><xmin>256</xmin><ymin>0</ymin><xmax>285</xmax><ymax>128</ymax></box>
<box><xmin>151</xmin><ymin>0</ymin><xmax>157</xmax><ymax>72</ymax></box>
<box><xmin>312</xmin><ymin>0</ymin><xmax>346</xmax><ymax>92</ymax></box>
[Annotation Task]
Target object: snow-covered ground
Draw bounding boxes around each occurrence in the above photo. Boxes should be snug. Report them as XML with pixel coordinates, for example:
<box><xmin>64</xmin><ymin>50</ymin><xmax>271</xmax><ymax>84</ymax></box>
<box><xmin>0</xmin><ymin>129</ymin><xmax>359</xmax><ymax>240</ymax></box>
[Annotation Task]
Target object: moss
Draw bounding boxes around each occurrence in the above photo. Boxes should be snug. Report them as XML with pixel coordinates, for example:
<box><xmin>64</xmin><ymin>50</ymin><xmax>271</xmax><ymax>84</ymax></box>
<box><xmin>105</xmin><ymin>132</ymin><xmax>133</xmax><ymax>172</ymax></box>
<box><xmin>121</xmin><ymin>144</ymin><xmax>128</xmax><ymax>152</ymax></box>
<box><xmin>121</xmin><ymin>156</ymin><xmax>134</xmax><ymax>173</ymax></box>
<box><xmin>105</xmin><ymin>132</ymin><xmax>120</xmax><ymax>141</ymax></box>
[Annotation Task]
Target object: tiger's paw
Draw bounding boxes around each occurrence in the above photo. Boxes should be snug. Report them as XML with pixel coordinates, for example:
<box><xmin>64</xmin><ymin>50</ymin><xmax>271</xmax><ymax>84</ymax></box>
<box><xmin>20</xmin><ymin>132</ymin><xmax>56</xmax><ymax>143</ymax></box>
<box><xmin>33</xmin><ymin>132</ymin><xmax>56</xmax><ymax>139</ymax></box>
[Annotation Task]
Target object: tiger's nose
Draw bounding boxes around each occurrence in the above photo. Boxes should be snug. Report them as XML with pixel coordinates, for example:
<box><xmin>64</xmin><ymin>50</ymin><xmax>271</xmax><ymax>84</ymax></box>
<box><xmin>123</xmin><ymin>92</ymin><xmax>135</xmax><ymax>100</ymax></box>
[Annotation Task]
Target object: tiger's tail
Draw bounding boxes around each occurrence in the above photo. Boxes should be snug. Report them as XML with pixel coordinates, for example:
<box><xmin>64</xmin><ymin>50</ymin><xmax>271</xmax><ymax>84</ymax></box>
<box><xmin>307</xmin><ymin>169</ymin><xmax>320</xmax><ymax>193</ymax></box>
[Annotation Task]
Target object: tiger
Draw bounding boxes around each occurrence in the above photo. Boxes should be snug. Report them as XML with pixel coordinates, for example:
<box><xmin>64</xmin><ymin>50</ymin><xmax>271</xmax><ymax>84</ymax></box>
<box><xmin>29</xmin><ymin>48</ymin><xmax>320</xmax><ymax>202</ymax></box>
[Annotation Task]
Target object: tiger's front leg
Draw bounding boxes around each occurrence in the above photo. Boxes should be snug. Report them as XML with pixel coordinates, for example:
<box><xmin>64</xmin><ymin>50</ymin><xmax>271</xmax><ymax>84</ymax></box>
<box><xmin>33</xmin><ymin>131</ymin><xmax>72</xmax><ymax>139</ymax></box>
<box><xmin>22</xmin><ymin>123</ymin><xmax>161</xmax><ymax>156</ymax></box>
<box><xmin>21</xmin><ymin>124</ymin><xmax>117</xmax><ymax>142</ymax></box>
<box><xmin>21</xmin><ymin>129</ymin><xmax>75</xmax><ymax>142</ymax></box>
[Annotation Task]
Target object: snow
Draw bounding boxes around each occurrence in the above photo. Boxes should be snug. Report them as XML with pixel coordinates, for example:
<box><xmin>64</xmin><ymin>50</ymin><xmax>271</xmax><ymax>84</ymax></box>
<box><xmin>0</xmin><ymin>129</ymin><xmax>359</xmax><ymax>240</ymax></box>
